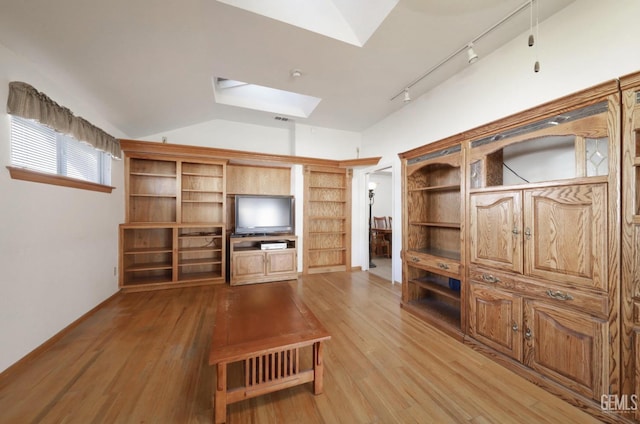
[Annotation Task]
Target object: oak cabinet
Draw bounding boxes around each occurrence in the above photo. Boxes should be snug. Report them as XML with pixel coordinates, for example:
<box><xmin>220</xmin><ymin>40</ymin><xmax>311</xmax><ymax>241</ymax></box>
<box><xmin>470</xmin><ymin>183</ymin><xmax>608</xmax><ymax>291</ymax></box>
<box><xmin>229</xmin><ymin>236</ymin><xmax>297</xmax><ymax>286</ymax></box>
<box><xmin>523</xmin><ymin>299</ymin><xmax>607</xmax><ymax>400</ymax></box>
<box><xmin>231</xmin><ymin>250</ymin><xmax>265</xmax><ymax>282</ymax></box>
<box><xmin>469</xmin><ymin>282</ymin><xmax>522</xmax><ymax>360</ymax></box>
<box><xmin>470</xmin><ymin>280</ymin><xmax>608</xmax><ymax>400</ymax></box>
<box><xmin>469</xmin><ymin>190</ymin><xmax>522</xmax><ymax>273</ymax></box>
<box><xmin>621</xmin><ymin>72</ymin><xmax>640</xmax><ymax>411</ymax></box>
<box><xmin>635</xmin><ymin>330</ymin><xmax>640</xmax><ymax>421</ymax></box>
<box><xmin>231</xmin><ymin>250</ymin><xmax>296</xmax><ymax>285</ymax></box>
<box><xmin>462</xmin><ymin>84</ymin><xmax>621</xmax><ymax>419</ymax></box>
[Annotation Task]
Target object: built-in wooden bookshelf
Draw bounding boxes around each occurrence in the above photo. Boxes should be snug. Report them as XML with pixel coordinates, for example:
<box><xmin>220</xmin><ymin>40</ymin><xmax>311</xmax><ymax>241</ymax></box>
<box><xmin>303</xmin><ymin>165</ymin><xmax>352</xmax><ymax>274</ymax></box>
<box><xmin>120</xmin><ymin>145</ymin><xmax>227</xmax><ymax>291</ymax></box>
<box><xmin>400</xmin><ymin>144</ymin><xmax>463</xmax><ymax>338</ymax></box>
<box><xmin>181</xmin><ymin>162</ymin><xmax>225</xmax><ymax>224</ymax></box>
<box><xmin>128</xmin><ymin>158</ymin><xmax>177</xmax><ymax>223</ymax></box>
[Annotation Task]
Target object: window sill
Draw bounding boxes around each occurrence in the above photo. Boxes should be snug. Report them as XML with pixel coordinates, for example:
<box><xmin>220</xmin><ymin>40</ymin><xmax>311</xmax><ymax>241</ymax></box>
<box><xmin>6</xmin><ymin>166</ymin><xmax>115</xmax><ymax>193</ymax></box>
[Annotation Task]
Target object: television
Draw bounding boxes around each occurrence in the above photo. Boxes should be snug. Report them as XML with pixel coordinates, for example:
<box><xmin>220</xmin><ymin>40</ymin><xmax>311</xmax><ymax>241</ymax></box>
<box><xmin>234</xmin><ymin>195</ymin><xmax>295</xmax><ymax>235</ymax></box>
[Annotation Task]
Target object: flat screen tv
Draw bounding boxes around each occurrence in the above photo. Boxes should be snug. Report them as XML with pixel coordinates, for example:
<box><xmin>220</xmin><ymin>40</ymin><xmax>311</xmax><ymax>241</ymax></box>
<box><xmin>234</xmin><ymin>195</ymin><xmax>295</xmax><ymax>235</ymax></box>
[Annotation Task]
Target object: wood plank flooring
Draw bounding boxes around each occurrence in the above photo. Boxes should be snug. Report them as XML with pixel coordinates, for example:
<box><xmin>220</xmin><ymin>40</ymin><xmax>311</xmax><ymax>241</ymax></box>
<box><xmin>0</xmin><ymin>271</ymin><xmax>601</xmax><ymax>423</ymax></box>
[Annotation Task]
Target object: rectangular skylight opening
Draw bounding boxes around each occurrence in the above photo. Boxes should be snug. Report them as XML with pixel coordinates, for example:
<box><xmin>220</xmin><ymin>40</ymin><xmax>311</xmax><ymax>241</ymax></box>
<box><xmin>212</xmin><ymin>77</ymin><xmax>321</xmax><ymax>118</ymax></box>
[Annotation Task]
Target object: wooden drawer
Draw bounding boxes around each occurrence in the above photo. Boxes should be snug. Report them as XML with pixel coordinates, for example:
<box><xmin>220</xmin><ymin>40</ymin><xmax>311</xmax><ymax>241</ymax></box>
<box><xmin>405</xmin><ymin>250</ymin><xmax>460</xmax><ymax>277</ymax></box>
<box><xmin>469</xmin><ymin>267</ymin><xmax>608</xmax><ymax>318</ymax></box>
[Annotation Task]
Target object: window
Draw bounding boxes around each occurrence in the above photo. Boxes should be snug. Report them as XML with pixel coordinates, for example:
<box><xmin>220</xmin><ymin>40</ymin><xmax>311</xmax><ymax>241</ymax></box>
<box><xmin>10</xmin><ymin>115</ymin><xmax>111</xmax><ymax>186</ymax></box>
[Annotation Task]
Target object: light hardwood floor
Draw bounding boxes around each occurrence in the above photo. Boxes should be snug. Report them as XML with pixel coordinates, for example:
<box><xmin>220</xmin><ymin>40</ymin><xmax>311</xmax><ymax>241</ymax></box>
<box><xmin>0</xmin><ymin>271</ymin><xmax>601</xmax><ymax>423</ymax></box>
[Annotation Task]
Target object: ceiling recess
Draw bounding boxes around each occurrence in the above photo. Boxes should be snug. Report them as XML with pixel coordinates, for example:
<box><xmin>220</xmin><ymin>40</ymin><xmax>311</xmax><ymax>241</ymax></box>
<box><xmin>215</xmin><ymin>0</ymin><xmax>399</xmax><ymax>46</ymax></box>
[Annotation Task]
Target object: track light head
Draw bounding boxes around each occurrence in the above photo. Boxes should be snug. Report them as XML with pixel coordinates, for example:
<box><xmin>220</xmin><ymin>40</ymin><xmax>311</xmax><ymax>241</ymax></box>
<box><xmin>467</xmin><ymin>43</ymin><xmax>479</xmax><ymax>64</ymax></box>
<box><xmin>403</xmin><ymin>88</ymin><xmax>411</xmax><ymax>103</ymax></box>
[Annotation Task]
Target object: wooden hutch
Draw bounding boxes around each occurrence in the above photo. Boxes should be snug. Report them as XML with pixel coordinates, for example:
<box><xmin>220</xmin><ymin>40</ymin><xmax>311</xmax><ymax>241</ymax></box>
<box><xmin>400</xmin><ymin>73</ymin><xmax>640</xmax><ymax>423</ymax></box>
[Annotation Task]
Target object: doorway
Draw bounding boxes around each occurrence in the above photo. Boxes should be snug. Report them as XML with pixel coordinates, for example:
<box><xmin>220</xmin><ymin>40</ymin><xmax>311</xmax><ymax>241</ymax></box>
<box><xmin>367</xmin><ymin>167</ymin><xmax>393</xmax><ymax>281</ymax></box>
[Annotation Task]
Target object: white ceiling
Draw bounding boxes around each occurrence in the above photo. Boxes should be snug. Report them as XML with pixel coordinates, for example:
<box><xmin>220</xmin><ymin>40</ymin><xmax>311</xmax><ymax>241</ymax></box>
<box><xmin>0</xmin><ymin>0</ymin><xmax>575</xmax><ymax>138</ymax></box>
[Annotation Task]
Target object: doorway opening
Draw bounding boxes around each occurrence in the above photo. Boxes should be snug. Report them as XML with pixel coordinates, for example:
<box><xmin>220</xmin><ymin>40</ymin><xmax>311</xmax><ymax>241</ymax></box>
<box><xmin>367</xmin><ymin>166</ymin><xmax>393</xmax><ymax>282</ymax></box>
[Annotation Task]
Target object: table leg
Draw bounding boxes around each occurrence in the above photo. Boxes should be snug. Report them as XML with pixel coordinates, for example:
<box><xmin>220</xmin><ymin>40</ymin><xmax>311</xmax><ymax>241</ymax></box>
<box><xmin>214</xmin><ymin>362</ymin><xmax>227</xmax><ymax>423</ymax></box>
<box><xmin>313</xmin><ymin>341</ymin><xmax>324</xmax><ymax>394</ymax></box>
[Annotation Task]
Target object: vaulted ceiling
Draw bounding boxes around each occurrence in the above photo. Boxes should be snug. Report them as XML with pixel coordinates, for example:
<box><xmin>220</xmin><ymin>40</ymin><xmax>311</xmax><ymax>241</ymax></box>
<box><xmin>0</xmin><ymin>0</ymin><xmax>574</xmax><ymax>138</ymax></box>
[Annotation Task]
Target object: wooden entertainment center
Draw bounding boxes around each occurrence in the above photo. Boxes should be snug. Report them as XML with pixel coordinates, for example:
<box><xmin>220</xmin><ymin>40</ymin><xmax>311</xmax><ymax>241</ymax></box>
<box><xmin>400</xmin><ymin>72</ymin><xmax>640</xmax><ymax>423</ymax></box>
<box><xmin>117</xmin><ymin>140</ymin><xmax>378</xmax><ymax>290</ymax></box>
<box><xmin>229</xmin><ymin>235</ymin><xmax>298</xmax><ymax>285</ymax></box>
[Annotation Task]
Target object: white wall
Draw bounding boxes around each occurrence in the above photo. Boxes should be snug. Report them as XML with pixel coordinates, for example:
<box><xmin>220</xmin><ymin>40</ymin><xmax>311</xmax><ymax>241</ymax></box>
<box><xmin>143</xmin><ymin>119</ymin><xmax>293</xmax><ymax>154</ymax></box>
<box><xmin>0</xmin><ymin>42</ymin><xmax>125</xmax><ymax>373</ymax></box>
<box><xmin>369</xmin><ymin>172</ymin><xmax>392</xmax><ymax>220</ymax></box>
<box><xmin>143</xmin><ymin>120</ymin><xmax>362</xmax><ymax>161</ymax></box>
<box><xmin>359</xmin><ymin>0</ymin><xmax>640</xmax><ymax>284</ymax></box>
<box><xmin>293</xmin><ymin>124</ymin><xmax>361</xmax><ymax>160</ymax></box>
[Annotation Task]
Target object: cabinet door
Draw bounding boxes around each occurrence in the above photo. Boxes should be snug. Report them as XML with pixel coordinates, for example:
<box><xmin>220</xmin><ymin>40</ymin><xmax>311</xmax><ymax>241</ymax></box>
<box><xmin>232</xmin><ymin>251</ymin><xmax>265</xmax><ymax>283</ymax></box>
<box><xmin>469</xmin><ymin>191</ymin><xmax>523</xmax><ymax>273</ymax></box>
<box><xmin>468</xmin><ymin>282</ymin><xmax>523</xmax><ymax>361</ymax></box>
<box><xmin>523</xmin><ymin>299</ymin><xmax>607</xmax><ymax>400</ymax></box>
<box><xmin>523</xmin><ymin>184</ymin><xmax>607</xmax><ymax>291</ymax></box>
<box><xmin>266</xmin><ymin>250</ymin><xmax>297</xmax><ymax>277</ymax></box>
<box><xmin>635</xmin><ymin>330</ymin><xmax>640</xmax><ymax>422</ymax></box>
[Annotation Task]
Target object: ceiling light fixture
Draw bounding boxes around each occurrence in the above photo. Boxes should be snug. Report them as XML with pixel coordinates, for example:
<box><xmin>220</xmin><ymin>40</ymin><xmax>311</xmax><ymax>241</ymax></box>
<box><xmin>533</xmin><ymin>0</ymin><xmax>540</xmax><ymax>73</ymax></box>
<box><xmin>403</xmin><ymin>88</ymin><xmax>411</xmax><ymax>103</ymax></box>
<box><xmin>467</xmin><ymin>43</ymin><xmax>479</xmax><ymax>64</ymax></box>
<box><xmin>290</xmin><ymin>68</ymin><xmax>302</xmax><ymax>78</ymax></box>
<box><xmin>528</xmin><ymin>0</ymin><xmax>535</xmax><ymax>47</ymax></box>
<box><xmin>391</xmin><ymin>0</ymin><xmax>534</xmax><ymax>102</ymax></box>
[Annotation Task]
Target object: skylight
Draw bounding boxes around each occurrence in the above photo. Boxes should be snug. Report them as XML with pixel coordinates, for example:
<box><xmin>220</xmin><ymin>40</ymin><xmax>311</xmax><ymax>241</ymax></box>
<box><xmin>212</xmin><ymin>77</ymin><xmax>322</xmax><ymax>118</ymax></box>
<box><xmin>216</xmin><ymin>0</ymin><xmax>398</xmax><ymax>47</ymax></box>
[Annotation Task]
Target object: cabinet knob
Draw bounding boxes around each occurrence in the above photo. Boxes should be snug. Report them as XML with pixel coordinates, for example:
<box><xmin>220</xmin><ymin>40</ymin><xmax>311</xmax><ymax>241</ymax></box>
<box><xmin>481</xmin><ymin>273</ymin><xmax>500</xmax><ymax>283</ymax></box>
<box><xmin>512</xmin><ymin>227</ymin><xmax>520</xmax><ymax>236</ymax></box>
<box><xmin>524</xmin><ymin>227</ymin><xmax>532</xmax><ymax>240</ymax></box>
<box><xmin>525</xmin><ymin>328</ymin><xmax>532</xmax><ymax>339</ymax></box>
<box><xmin>411</xmin><ymin>257</ymin><xmax>420</xmax><ymax>263</ymax></box>
<box><xmin>437</xmin><ymin>262</ymin><xmax>450</xmax><ymax>270</ymax></box>
<box><xmin>512</xmin><ymin>322</ymin><xmax>519</xmax><ymax>332</ymax></box>
<box><xmin>546</xmin><ymin>289</ymin><xmax>574</xmax><ymax>301</ymax></box>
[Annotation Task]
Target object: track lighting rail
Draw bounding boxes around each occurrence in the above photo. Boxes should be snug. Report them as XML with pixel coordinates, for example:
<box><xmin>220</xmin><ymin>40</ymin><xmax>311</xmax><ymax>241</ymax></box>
<box><xmin>390</xmin><ymin>0</ymin><xmax>533</xmax><ymax>102</ymax></box>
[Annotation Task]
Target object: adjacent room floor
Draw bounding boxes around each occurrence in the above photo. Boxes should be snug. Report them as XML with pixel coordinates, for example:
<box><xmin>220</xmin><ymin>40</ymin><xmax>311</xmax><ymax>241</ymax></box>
<box><xmin>368</xmin><ymin>256</ymin><xmax>392</xmax><ymax>282</ymax></box>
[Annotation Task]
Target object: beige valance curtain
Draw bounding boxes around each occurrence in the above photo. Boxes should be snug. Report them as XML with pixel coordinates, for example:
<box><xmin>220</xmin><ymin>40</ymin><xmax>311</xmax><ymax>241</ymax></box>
<box><xmin>6</xmin><ymin>81</ymin><xmax>121</xmax><ymax>159</ymax></box>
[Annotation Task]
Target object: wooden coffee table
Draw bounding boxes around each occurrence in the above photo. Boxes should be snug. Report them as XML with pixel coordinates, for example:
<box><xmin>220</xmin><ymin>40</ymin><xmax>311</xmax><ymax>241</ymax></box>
<box><xmin>209</xmin><ymin>282</ymin><xmax>331</xmax><ymax>423</ymax></box>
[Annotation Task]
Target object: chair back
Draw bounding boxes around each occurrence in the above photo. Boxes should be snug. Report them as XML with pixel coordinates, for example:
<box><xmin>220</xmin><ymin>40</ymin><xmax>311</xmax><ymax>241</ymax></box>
<box><xmin>373</xmin><ymin>216</ymin><xmax>388</xmax><ymax>229</ymax></box>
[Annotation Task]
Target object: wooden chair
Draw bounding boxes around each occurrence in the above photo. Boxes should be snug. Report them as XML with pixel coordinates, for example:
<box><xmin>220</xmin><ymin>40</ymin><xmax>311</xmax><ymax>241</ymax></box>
<box><xmin>373</xmin><ymin>216</ymin><xmax>388</xmax><ymax>229</ymax></box>
<box><xmin>371</xmin><ymin>216</ymin><xmax>390</xmax><ymax>258</ymax></box>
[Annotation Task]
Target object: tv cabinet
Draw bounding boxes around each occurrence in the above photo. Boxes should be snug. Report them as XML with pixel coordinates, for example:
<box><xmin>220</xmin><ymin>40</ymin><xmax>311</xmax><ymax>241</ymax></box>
<box><xmin>229</xmin><ymin>235</ymin><xmax>298</xmax><ymax>286</ymax></box>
